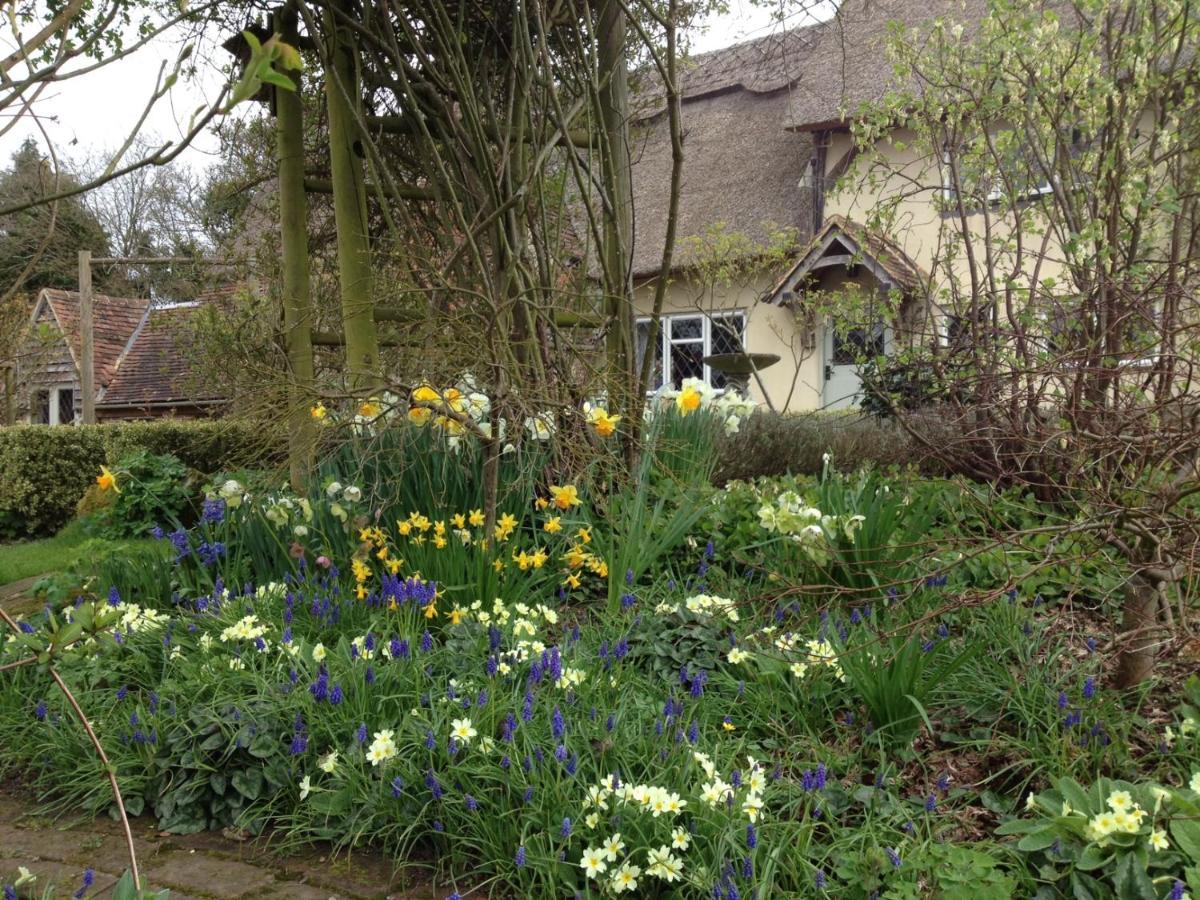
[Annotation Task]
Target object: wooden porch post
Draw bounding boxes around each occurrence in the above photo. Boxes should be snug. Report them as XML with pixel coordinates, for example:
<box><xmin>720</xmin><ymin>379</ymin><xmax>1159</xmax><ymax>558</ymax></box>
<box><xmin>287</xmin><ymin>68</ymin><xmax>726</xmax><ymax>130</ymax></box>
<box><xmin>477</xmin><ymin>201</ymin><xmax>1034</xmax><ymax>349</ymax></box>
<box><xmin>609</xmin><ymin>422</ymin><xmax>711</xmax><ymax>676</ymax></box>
<box><xmin>79</xmin><ymin>249</ymin><xmax>95</xmax><ymax>425</ymax></box>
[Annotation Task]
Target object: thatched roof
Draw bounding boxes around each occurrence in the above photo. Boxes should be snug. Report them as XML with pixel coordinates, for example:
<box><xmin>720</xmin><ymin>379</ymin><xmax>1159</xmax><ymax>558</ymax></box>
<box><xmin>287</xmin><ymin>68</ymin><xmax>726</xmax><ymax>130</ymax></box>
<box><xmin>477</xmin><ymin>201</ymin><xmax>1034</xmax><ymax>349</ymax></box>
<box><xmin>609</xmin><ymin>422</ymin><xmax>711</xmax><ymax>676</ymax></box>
<box><xmin>629</xmin><ymin>26</ymin><xmax>828</xmax><ymax>278</ymax></box>
<box><xmin>783</xmin><ymin>0</ymin><xmax>989</xmax><ymax>132</ymax></box>
<box><xmin>633</xmin><ymin>26</ymin><xmax>828</xmax><ymax>120</ymax></box>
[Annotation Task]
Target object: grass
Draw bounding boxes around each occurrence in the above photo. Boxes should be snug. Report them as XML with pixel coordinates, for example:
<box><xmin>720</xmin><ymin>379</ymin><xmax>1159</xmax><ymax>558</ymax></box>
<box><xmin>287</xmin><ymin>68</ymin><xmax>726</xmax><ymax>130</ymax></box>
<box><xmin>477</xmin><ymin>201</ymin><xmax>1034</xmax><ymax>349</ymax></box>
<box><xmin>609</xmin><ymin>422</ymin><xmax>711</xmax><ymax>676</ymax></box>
<box><xmin>0</xmin><ymin>521</ymin><xmax>157</xmax><ymax>587</ymax></box>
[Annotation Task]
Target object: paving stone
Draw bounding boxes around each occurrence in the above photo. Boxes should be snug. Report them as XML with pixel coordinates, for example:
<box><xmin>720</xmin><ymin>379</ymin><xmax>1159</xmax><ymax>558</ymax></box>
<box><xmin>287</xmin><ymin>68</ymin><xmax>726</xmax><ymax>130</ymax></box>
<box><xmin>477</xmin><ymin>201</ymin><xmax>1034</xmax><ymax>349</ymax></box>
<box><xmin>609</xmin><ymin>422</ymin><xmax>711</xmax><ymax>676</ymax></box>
<box><xmin>255</xmin><ymin>885</ymin><xmax>342</xmax><ymax>900</ymax></box>
<box><xmin>144</xmin><ymin>852</ymin><xmax>276</xmax><ymax>898</ymax></box>
<box><xmin>0</xmin><ymin>858</ymin><xmax>118</xmax><ymax>895</ymax></box>
<box><xmin>0</xmin><ymin>789</ymin><xmax>474</xmax><ymax>900</ymax></box>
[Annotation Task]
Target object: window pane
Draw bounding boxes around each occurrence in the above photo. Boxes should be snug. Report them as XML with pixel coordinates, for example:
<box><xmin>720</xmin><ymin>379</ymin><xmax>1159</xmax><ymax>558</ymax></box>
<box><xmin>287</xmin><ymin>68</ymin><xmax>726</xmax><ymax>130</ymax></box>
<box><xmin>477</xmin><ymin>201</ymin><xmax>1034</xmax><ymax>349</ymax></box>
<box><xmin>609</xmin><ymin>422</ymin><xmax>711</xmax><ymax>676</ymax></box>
<box><xmin>34</xmin><ymin>390</ymin><xmax>50</xmax><ymax>425</ymax></box>
<box><xmin>833</xmin><ymin>322</ymin><xmax>884</xmax><ymax>365</ymax></box>
<box><xmin>669</xmin><ymin>342</ymin><xmax>704</xmax><ymax>388</ymax></box>
<box><xmin>635</xmin><ymin>320</ymin><xmax>664</xmax><ymax>390</ymax></box>
<box><xmin>670</xmin><ymin>316</ymin><xmax>702</xmax><ymax>340</ymax></box>
<box><xmin>56</xmin><ymin>388</ymin><xmax>74</xmax><ymax>425</ymax></box>
<box><xmin>711</xmin><ymin>315</ymin><xmax>745</xmax><ymax>356</ymax></box>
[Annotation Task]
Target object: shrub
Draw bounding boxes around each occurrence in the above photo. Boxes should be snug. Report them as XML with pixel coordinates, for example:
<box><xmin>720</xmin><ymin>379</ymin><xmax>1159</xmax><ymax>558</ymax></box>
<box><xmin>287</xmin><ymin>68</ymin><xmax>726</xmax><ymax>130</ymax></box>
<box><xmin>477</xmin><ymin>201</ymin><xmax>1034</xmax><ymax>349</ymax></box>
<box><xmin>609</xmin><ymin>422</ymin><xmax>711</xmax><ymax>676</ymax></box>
<box><xmin>713</xmin><ymin>410</ymin><xmax>925</xmax><ymax>483</ymax></box>
<box><xmin>97</xmin><ymin>450</ymin><xmax>192</xmax><ymax>538</ymax></box>
<box><xmin>0</xmin><ymin>420</ymin><xmax>285</xmax><ymax>538</ymax></box>
<box><xmin>0</xmin><ymin>426</ymin><xmax>106</xmax><ymax>538</ymax></box>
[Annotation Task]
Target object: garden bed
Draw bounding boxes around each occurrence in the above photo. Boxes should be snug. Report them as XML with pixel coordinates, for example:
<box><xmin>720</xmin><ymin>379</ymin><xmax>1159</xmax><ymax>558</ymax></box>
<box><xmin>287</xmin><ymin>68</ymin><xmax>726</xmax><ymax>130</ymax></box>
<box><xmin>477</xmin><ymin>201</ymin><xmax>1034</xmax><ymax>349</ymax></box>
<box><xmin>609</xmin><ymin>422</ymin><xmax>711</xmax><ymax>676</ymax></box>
<box><xmin>1</xmin><ymin>393</ymin><xmax>1196</xmax><ymax>899</ymax></box>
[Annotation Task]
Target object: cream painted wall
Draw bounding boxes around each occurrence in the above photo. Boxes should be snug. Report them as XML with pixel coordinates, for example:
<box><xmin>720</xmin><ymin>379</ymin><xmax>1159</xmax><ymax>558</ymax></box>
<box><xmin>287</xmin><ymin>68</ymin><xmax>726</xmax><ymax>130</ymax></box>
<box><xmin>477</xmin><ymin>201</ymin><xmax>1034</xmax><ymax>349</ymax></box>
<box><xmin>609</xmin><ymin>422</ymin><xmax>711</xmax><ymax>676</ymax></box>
<box><xmin>632</xmin><ymin>274</ymin><xmax>822</xmax><ymax>412</ymax></box>
<box><xmin>821</xmin><ymin>124</ymin><xmax>1121</xmax><ymax>306</ymax></box>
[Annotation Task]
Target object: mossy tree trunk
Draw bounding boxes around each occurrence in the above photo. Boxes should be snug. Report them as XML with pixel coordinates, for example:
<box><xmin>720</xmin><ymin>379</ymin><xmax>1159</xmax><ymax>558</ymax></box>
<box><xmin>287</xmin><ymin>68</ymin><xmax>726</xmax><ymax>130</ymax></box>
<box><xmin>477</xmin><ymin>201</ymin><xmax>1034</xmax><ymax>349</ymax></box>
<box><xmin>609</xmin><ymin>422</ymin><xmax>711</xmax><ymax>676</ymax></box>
<box><xmin>597</xmin><ymin>0</ymin><xmax>635</xmax><ymax>432</ymax></box>
<box><xmin>274</xmin><ymin>5</ymin><xmax>317</xmax><ymax>491</ymax></box>
<box><xmin>324</xmin><ymin>1</ymin><xmax>379</xmax><ymax>392</ymax></box>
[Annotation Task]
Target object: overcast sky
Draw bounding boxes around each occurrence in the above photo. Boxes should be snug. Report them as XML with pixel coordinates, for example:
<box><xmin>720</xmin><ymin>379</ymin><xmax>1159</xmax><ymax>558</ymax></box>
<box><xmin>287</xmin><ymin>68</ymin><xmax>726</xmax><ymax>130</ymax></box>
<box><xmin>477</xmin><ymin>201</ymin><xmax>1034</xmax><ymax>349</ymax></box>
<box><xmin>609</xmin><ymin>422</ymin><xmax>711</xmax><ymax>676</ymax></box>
<box><xmin>0</xmin><ymin>1</ymin><xmax>832</xmax><ymax>178</ymax></box>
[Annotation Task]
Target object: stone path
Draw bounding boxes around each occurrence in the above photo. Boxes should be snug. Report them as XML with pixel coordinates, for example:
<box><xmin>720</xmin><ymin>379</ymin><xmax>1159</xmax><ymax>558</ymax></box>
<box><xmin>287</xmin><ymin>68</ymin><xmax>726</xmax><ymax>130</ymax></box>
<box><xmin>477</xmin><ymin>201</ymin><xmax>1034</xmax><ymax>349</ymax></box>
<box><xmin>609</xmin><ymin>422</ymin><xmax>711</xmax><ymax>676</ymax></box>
<box><xmin>0</xmin><ymin>575</ymin><xmax>42</xmax><ymax>618</ymax></box>
<box><xmin>0</xmin><ymin>788</ymin><xmax>478</xmax><ymax>899</ymax></box>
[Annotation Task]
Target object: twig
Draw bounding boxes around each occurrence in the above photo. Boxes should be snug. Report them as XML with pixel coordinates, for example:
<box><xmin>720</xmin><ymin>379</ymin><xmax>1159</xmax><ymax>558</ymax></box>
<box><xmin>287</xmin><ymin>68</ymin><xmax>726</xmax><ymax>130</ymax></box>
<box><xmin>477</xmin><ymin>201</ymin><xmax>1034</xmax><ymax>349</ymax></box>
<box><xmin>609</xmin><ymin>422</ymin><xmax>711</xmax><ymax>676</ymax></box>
<box><xmin>0</xmin><ymin>605</ymin><xmax>142</xmax><ymax>890</ymax></box>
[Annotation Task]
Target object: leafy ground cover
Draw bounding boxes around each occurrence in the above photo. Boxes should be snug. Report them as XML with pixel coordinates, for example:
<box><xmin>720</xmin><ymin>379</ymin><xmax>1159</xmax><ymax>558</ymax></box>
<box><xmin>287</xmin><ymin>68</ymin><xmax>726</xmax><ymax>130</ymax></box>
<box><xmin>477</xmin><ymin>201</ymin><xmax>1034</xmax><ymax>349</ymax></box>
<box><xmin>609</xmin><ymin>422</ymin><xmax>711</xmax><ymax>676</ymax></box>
<box><xmin>0</xmin><ymin>386</ymin><xmax>1197</xmax><ymax>899</ymax></box>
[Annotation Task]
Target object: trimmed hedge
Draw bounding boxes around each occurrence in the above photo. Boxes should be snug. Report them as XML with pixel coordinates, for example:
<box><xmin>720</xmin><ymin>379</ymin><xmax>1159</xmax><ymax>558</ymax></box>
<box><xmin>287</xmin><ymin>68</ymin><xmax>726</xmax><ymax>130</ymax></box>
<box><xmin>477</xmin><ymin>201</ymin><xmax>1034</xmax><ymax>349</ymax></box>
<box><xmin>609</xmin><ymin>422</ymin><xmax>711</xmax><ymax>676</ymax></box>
<box><xmin>0</xmin><ymin>421</ymin><xmax>286</xmax><ymax>538</ymax></box>
<box><xmin>714</xmin><ymin>409</ymin><xmax>935</xmax><ymax>483</ymax></box>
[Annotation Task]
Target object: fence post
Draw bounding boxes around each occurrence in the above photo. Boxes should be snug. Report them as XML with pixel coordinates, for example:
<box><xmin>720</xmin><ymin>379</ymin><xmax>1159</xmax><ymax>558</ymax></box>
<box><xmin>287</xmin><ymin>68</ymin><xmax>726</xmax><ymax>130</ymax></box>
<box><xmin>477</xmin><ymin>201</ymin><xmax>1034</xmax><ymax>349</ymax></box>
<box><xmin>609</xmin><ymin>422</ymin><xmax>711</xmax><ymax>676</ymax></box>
<box><xmin>79</xmin><ymin>249</ymin><xmax>95</xmax><ymax>425</ymax></box>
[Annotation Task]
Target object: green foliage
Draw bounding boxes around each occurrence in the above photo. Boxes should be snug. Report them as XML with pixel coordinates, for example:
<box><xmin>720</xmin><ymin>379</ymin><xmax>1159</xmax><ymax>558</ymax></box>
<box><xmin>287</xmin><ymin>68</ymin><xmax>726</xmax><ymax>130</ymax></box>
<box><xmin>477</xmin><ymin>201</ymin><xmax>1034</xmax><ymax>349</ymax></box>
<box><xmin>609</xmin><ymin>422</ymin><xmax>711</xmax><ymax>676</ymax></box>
<box><xmin>0</xmin><ymin>421</ymin><xmax>285</xmax><ymax>538</ymax></box>
<box><xmin>96</xmin><ymin>451</ymin><xmax>191</xmax><ymax>538</ymax></box>
<box><xmin>838</xmin><ymin>626</ymin><xmax>977</xmax><ymax>748</ymax></box>
<box><xmin>813</xmin><ymin>466</ymin><xmax>936</xmax><ymax>594</ymax></box>
<box><xmin>600</xmin><ymin>411</ymin><xmax>716</xmax><ymax>614</ymax></box>
<box><xmin>998</xmin><ymin>775</ymin><xmax>1200</xmax><ymax>899</ymax></box>
<box><xmin>0</xmin><ymin>139</ymin><xmax>111</xmax><ymax>293</ymax></box>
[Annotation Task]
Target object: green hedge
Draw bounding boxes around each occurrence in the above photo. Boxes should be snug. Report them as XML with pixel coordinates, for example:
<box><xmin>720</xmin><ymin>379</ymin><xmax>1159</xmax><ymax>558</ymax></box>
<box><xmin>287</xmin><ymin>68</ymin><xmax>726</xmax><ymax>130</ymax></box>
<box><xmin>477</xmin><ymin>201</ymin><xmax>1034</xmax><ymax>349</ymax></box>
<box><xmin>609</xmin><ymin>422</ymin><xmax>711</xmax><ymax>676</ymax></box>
<box><xmin>0</xmin><ymin>421</ymin><xmax>286</xmax><ymax>538</ymax></box>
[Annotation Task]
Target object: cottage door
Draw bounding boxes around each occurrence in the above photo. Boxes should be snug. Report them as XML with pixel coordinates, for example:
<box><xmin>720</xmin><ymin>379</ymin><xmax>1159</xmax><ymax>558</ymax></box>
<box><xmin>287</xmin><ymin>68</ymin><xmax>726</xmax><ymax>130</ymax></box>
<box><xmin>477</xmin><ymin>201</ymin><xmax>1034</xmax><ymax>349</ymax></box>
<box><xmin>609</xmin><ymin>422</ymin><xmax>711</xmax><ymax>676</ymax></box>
<box><xmin>822</xmin><ymin>318</ymin><xmax>889</xmax><ymax>409</ymax></box>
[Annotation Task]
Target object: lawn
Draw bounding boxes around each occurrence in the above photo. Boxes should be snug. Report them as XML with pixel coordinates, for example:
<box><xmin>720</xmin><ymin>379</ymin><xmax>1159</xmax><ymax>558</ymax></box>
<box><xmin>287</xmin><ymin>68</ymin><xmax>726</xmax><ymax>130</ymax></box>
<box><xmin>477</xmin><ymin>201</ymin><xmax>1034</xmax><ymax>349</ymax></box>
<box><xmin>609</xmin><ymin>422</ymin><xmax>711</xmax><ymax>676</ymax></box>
<box><xmin>0</xmin><ymin>522</ymin><xmax>158</xmax><ymax>587</ymax></box>
<box><xmin>0</xmin><ymin>522</ymin><xmax>92</xmax><ymax>587</ymax></box>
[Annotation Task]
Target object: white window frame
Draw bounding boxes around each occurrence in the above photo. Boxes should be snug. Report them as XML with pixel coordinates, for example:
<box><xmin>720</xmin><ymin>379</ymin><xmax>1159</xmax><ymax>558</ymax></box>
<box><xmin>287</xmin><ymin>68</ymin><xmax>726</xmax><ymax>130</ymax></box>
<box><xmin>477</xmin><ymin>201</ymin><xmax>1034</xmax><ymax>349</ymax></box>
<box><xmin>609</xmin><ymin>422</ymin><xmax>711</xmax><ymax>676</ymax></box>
<box><xmin>636</xmin><ymin>311</ymin><xmax>746</xmax><ymax>391</ymax></box>
<box><xmin>52</xmin><ymin>385</ymin><xmax>76</xmax><ymax>425</ymax></box>
<box><xmin>942</xmin><ymin>144</ymin><xmax>1053</xmax><ymax>204</ymax></box>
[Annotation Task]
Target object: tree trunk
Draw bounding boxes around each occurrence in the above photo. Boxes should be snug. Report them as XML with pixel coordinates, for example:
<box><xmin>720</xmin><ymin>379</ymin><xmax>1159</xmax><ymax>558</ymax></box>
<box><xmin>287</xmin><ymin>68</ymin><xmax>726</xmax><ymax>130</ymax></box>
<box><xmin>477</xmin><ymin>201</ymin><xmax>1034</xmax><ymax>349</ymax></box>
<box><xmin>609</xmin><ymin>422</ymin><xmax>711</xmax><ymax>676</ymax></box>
<box><xmin>324</xmin><ymin>2</ymin><xmax>379</xmax><ymax>391</ymax></box>
<box><xmin>275</xmin><ymin>6</ymin><xmax>316</xmax><ymax>492</ymax></box>
<box><xmin>1113</xmin><ymin>572</ymin><xmax>1161</xmax><ymax>688</ymax></box>
<box><xmin>597</xmin><ymin>0</ymin><xmax>634</xmax><ymax>432</ymax></box>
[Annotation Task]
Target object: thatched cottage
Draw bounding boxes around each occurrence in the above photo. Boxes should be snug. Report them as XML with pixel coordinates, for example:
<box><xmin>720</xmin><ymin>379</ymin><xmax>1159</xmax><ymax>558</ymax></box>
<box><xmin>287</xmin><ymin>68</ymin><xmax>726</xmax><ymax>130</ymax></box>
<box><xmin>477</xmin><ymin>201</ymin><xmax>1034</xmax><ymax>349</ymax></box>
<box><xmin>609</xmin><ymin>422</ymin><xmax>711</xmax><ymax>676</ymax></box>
<box><xmin>629</xmin><ymin>0</ymin><xmax>988</xmax><ymax>410</ymax></box>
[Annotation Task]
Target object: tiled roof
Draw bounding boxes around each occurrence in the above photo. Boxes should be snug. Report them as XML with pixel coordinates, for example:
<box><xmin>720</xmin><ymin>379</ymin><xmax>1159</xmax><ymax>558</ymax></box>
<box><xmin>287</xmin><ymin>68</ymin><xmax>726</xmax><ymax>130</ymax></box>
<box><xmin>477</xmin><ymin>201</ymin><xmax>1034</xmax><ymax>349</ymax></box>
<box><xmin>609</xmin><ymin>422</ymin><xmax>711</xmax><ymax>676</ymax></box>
<box><xmin>100</xmin><ymin>304</ymin><xmax>222</xmax><ymax>408</ymax></box>
<box><xmin>770</xmin><ymin>214</ymin><xmax>930</xmax><ymax>300</ymax></box>
<box><xmin>41</xmin><ymin>289</ymin><xmax>150</xmax><ymax>389</ymax></box>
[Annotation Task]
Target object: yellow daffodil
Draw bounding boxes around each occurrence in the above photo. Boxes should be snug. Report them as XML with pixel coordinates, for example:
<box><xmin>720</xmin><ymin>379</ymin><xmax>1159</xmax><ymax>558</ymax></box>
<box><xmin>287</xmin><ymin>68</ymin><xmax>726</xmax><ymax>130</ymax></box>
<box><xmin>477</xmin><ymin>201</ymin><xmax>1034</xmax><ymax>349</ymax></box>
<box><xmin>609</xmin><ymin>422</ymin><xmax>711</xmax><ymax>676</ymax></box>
<box><xmin>587</xmin><ymin>406</ymin><xmax>621</xmax><ymax>437</ymax></box>
<box><xmin>408</xmin><ymin>406</ymin><xmax>433</xmax><ymax>426</ymax></box>
<box><xmin>550</xmin><ymin>484</ymin><xmax>581</xmax><ymax>510</ymax></box>
<box><xmin>495</xmin><ymin>512</ymin><xmax>518</xmax><ymax>541</ymax></box>
<box><xmin>534</xmin><ymin>496</ymin><xmax>550</xmax><ymax>510</ymax></box>
<box><xmin>449</xmin><ymin>607</ymin><xmax>466</xmax><ymax>625</ymax></box>
<box><xmin>565</xmin><ymin>545</ymin><xmax>587</xmax><ymax>569</ymax></box>
<box><xmin>96</xmin><ymin>465</ymin><xmax>120</xmax><ymax>493</ymax></box>
<box><xmin>576</xmin><ymin>526</ymin><xmax>592</xmax><ymax>544</ymax></box>
<box><xmin>423</xmin><ymin>602</ymin><xmax>439</xmax><ymax>619</ymax></box>
<box><xmin>544</xmin><ymin>516</ymin><xmax>562</xmax><ymax>534</ymax></box>
<box><xmin>676</xmin><ymin>384</ymin><xmax>703</xmax><ymax>415</ymax></box>
<box><xmin>310</xmin><ymin>402</ymin><xmax>327</xmax><ymax>421</ymax></box>
<box><xmin>452</xmin><ymin>513</ymin><xmax>466</xmax><ymax>529</ymax></box>
<box><xmin>564</xmin><ymin>573</ymin><xmax>582</xmax><ymax>590</ymax></box>
<box><xmin>469</xmin><ymin>508</ymin><xmax>485</xmax><ymax>527</ymax></box>
<box><xmin>358</xmin><ymin>399</ymin><xmax>382</xmax><ymax>418</ymax></box>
